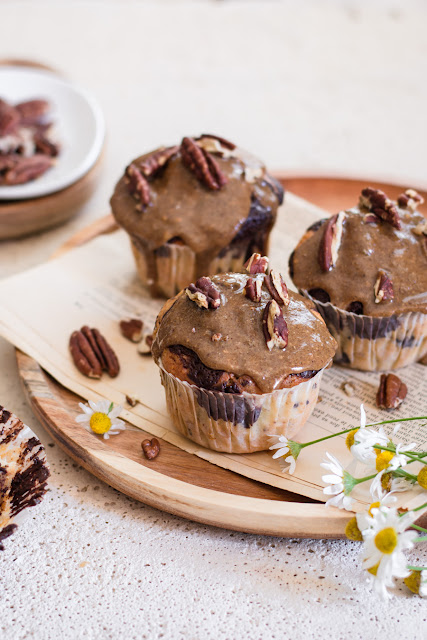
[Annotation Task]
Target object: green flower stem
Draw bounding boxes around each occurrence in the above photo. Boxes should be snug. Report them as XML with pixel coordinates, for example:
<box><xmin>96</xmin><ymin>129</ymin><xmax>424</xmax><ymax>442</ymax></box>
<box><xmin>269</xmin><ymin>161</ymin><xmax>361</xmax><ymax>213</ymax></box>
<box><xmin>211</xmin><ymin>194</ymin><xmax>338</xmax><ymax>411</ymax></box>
<box><xmin>415</xmin><ymin>536</ymin><xmax>427</xmax><ymax>542</ymax></box>
<box><xmin>411</xmin><ymin>524</ymin><xmax>427</xmax><ymax>534</ymax></box>
<box><xmin>407</xmin><ymin>566</ymin><xmax>427</xmax><ymax>571</ymax></box>
<box><xmin>411</xmin><ymin>502</ymin><xmax>427</xmax><ymax>513</ymax></box>
<box><xmin>392</xmin><ymin>468</ymin><xmax>418</xmax><ymax>482</ymax></box>
<box><xmin>372</xmin><ymin>445</ymin><xmax>427</xmax><ymax>466</ymax></box>
<box><xmin>354</xmin><ymin>473</ymin><xmax>377</xmax><ymax>485</ymax></box>
<box><xmin>297</xmin><ymin>416</ymin><xmax>427</xmax><ymax>450</ymax></box>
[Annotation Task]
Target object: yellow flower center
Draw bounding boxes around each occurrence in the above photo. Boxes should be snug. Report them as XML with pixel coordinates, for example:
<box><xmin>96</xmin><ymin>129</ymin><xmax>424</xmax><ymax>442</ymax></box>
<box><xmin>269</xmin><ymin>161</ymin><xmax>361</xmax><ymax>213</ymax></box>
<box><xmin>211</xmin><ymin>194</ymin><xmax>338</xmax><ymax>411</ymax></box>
<box><xmin>367</xmin><ymin>562</ymin><xmax>380</xmax><ymax>576</ymax></box>
<box><xmin>381</xmin><ymin>472</ymin><xmax>392</xmax><ymax>492</ymax></box>
<box><xmin>376</xmin><ymin>451</ymin><xmax>394</xmax><ymax>472</ymax></box>
<box><xmin>89</xmin><ymin>412</ymin><xmax>112</xmax><ymax>435</ymax></box>
<box><xmin>345</xmin><ymin>516</ymin><xmax>363</xmax><ymax>541</ymax></box>
<box><xmin>368</xmin><ymin>502</ymin><xmax>380</xmax><ymax>516</ymax></box>
<box><xmin>404</xmin><ymin>571</ymin><xmax>421</xmax><ymax>595</ymax></box>
<box><xmin>345</xmin><ymin>429</ymin><xmax>359</xmax><ymax>451</ymax></box>
<box><xmin>417</xmin><ymin>467</ymin><xmax>427</xmax><ymax>490</ymax></box>
<box><xmin>374</xmin><ymin>527</ymin><xmax>398</xmax><ymax>554</ymax></box>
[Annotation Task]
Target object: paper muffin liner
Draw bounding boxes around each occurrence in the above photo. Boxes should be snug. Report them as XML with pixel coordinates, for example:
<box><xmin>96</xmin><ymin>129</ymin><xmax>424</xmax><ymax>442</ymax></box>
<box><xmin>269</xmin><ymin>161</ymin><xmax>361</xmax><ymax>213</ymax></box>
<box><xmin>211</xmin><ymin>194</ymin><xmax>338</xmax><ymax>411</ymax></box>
<box><xmin>159</xmin><ymin>363</ymin><xmax>327</xmax><ymax>453</ymax></box>
<box><xmin>301</xmin><ymin>290</ymin><xmax>427</xmax><ymax>371</ymax></box>
<box><xmin>130</xmin><ymin>238</ymin><xmax>258</xmax><ymax>299</ymax></box>
<box><xmin>0</xmin><ymin>406</ymin><xmax>50</xmax><ymax>551</ymax></box>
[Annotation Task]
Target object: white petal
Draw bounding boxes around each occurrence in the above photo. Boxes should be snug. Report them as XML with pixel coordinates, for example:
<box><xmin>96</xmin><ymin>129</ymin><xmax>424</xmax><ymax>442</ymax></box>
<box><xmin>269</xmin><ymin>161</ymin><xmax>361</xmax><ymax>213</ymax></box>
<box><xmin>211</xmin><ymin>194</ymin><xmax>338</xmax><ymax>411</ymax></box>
<box><xmin>360</xmin><ymin>404</ymin><xmax>366</xmax><ymax>429</ymax></box>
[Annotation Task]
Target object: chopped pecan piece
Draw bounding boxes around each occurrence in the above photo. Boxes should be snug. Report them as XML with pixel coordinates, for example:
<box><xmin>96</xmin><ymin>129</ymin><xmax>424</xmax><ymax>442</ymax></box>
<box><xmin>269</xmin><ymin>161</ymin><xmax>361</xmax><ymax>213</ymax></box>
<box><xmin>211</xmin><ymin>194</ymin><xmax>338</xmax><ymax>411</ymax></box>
<box><xmin>359</xmin><ymin>187</ymin><xmax>401</xmax><ymax>230</ymax></box>
<box><xmin>126</xmin><ymin>395</ymin><xmax>139</xmax><ymax>407</ymax></box>
<box><xmin>141</xmin><ymin>438</ymin><xmax>160</xmax><ymax>460</ymax></box>
<box><xmin>397</xmin><ymin>189</ymin><xmax>424</xmax><ymax>211</ymax></box>
<box><xmin>138</xmin><ymin>333</ymin><xmax>153</xmax><ymax>355</ymax></box>
<box><xmin>244</xmin><ymin>277</ymin><xmax>262</xmax><ymax>302</ymax></box>
<box><xmin>244</xmin><ymin>253</ymin><xmax>269</xmax><ymax>274</ymax></box>
<box><xmin>374</xmin><ymin>270</ymin><xmax>394</xmax><ymax>304</ymax></box>
<box><xmin>262</xmin><ymin>300</ymin><xmax>288</xmax><ymax>351</ymax></box>
<box><xmin>412</xmin><ymin>220</ymin><xmax>427</xmax><ymax>237</ymax></box>
<box><xmin>138</xmin><ymin>146</ymin><xmax>179</xmax><ymax>178</ymax></box>
<box><xmin>3</xmin><ymin>155</ymin><xmax>53</xmax><ymax>185</ymax></box>
<box><xmin>34</xmin><ymin>132</ymin><xmax>59</xmax><ymax>157</ymax></box>
<box><xmin>363</xmin><ymin>213</ymin><xmax>378</xmax><ymax>225</ymax></box>
<box><xmin>376</xmin><ymin>373</ymin><xmax>407</xmax><ymax>409</ymax></box>
<box><xmin>186</xmin><ymin>277</ymin><xmax>221</xmax><ymax>309</ymax></box>
<box><xmin>120</xmin><ymin>318</ymin><xmax>143</xmax><ymax>342</ymax></box>
<box><xmin>69</xmin><ymin>326</ymin><xmax>120</xmax><ymax>378</ymax></box>
<box><xmin>264</xmin><ymin>270</ymin><xmax>289</xmax><ymax>306</ymax></box>
<box><xmin>318</xmin><ymin>211</ymin><xmax>346</xmax><ymax>272</ymax></box>
<box><xmin>126</xmin><ymin>163</ymin><xmax>151</xmax><ymax>207</ymax></box>
<box><xmin>199</xmin><ymin>134</ymin><xmax>236</xmax><ymax>150</ymax></box>
<box><xmin>180</xmin><ymin>136</ymin><xmax>227</xmax><ymax>190</ymax></box>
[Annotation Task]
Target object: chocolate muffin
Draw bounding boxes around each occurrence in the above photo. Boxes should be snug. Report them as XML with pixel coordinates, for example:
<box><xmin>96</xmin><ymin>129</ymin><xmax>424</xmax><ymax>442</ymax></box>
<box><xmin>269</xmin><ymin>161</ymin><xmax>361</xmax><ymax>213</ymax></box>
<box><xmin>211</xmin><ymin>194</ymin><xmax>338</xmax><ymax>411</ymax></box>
<box><xmin>151</xmin><ymin>254</ymin><xmax>336</xmax><ymax>453</ymax></box>
<box><xmin>110</xmin><ymin>135</ymin><xmax>283</xmax><ymax>298</ymax></box>
<box><xmin>290</xmin><ymin>187</ymin><xmax>427</xmax><ymax>371</ymax></box>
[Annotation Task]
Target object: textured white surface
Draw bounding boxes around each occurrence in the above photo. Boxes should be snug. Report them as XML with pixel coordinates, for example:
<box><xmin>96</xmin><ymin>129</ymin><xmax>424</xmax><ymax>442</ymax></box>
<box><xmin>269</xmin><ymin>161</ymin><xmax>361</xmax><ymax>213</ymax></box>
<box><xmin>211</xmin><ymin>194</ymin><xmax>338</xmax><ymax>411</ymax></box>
<box><xmin>1</xmin><ymin>2</ymin><xmax>427</xmax><ymax>639</ymax></box>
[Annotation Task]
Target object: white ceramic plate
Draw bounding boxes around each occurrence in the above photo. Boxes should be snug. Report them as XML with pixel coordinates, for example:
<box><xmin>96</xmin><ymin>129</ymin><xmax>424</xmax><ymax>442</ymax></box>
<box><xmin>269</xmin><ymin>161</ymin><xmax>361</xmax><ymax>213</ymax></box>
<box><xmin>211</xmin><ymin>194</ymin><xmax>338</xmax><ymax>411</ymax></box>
<box><xmin>0</xmin><ymin>67</ymin><xmax>105</xmax><ymax>200</ymax></box>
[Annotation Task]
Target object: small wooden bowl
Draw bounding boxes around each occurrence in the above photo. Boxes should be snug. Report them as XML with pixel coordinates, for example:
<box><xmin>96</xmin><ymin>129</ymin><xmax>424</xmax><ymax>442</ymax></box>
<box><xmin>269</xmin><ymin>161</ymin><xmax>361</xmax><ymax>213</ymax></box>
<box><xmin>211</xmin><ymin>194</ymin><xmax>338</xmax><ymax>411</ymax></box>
<box><xmin>0</xmin><ymin>59</ymin><xmax>105</xmax><ymax>240</ymax></box>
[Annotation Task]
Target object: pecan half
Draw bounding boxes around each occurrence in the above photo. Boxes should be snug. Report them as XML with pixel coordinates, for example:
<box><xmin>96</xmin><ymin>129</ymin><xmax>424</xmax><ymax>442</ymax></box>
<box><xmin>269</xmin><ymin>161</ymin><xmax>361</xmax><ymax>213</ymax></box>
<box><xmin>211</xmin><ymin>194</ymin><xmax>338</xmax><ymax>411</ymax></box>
<box><xmin>180</xmin><ymin>137</ymin><xmax>227</xmax><ymax>190</ymax></box>
<box><xmin>15</xmin><ymin>99</ymin><xmax>49</xmax><ymax>125</ymax></box>
<box><xmin>374</xmin><ymin>269</ymin><xmax>394</xmax><ymax>304</ymax></box>
<box><xmin>186</xmin><ymin>277</ymin><xmax>221</xmax><ymax>309</ymax></box>
<box><xmin>397</xmin><ymin>189</ymin><xmax>424</xmax><ymax>211</ymax></box>
<box><xmin>262</xmin><ymin>300</ymin><xmax>288</xmax><ymax>351</ymax></box>
<box><xmin>244</xmin><ymin>277</ymin><xmax>262</xmax><ymax>302</ymax></box>
<box><xmin>120</xmin><ymin>318</ymin><xmax>143</xmax><ymax>342</ymax></box>
<box><xmin>264</xmin><ymin>270</ymin><xmax>289</xmax><ymax>306</ymax></box>
<box><xmin>70</xmin><ymin>326</ymin><xmax>120</xmax><ymax>378</ymax></box>
<box><xmin>126</xmin><ymin>163</ymin><xmax>151</xmax><ymax>207</ymax></box>
<box><xmin>138</xmin><ymin>146</ymin><xmax>179</xmax><ymax>178</ymax></box>
<box><xmin>318</xmin><ymin>211</ymin><xmax>346</xmax><ymax>272</ymax></box>
<box><xmin>244</xmin><ymin>253</ymin><xmax>269</xmax><ymax>274</ymax></box>
<box><xmin>359</xmin><ymin>187</ymin><xmax>401</xmax><ymax>230</ymax></box>
<box><xmin>0</xmin><ymin>100</ymin><xmax>19</xmax><ymax>136</ymax></box>
<box><xmin>376</xmin><ymin>373</ymin><xmax>407</xmax><ymax>409</ymax></box>
<box><xmin>141</xmin><ymin>438</ymin><xmax>160</xmax><ymax>460</ymax></box>
<box><xmin>3</xmin><ymin>155</ymin><xmax>53</xmax><ymax>185</ymax></box>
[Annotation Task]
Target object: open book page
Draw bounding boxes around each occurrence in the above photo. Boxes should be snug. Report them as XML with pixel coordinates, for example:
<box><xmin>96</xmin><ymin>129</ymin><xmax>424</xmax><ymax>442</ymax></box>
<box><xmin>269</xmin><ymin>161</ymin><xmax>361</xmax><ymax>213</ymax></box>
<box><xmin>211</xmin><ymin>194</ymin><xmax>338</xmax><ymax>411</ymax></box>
<box><xmin>0</xmin><ymin>193</ymin><xmax>425</xmax><ymax>513</ymax></box>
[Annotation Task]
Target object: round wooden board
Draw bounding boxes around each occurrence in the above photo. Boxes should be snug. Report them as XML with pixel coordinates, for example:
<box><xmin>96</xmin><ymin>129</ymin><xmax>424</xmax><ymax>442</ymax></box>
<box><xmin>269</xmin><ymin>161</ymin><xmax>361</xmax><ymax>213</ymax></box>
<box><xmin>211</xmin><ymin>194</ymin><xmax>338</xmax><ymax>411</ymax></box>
<box><xmin>0</xmin><ymin>59</ymin><xmax>104</xmax><ymax>240</ymax></box>
<box><xmin>16</xmin><ymin>176</ymin><xmax>427</xmax><ymax>539</ymax></box>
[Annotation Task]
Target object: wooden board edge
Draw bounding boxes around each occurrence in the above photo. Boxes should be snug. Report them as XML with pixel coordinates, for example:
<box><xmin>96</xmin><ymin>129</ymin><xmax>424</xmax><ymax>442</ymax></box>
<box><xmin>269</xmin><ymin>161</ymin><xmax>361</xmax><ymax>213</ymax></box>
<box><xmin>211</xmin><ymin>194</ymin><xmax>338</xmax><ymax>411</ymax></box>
<box><xmin>16</xmin><ymin>350</ymin><xmax>350</xmax><ymax>539</ymax></box>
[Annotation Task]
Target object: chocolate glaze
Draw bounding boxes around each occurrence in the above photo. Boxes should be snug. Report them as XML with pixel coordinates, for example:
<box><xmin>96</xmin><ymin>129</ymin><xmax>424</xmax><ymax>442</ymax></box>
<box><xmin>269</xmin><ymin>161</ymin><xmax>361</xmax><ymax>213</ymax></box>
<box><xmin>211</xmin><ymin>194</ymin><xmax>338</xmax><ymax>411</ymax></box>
<box><xmin>110</xmin><ymin>136</ymin><xmax>283</xmax><ymax>280</ymax></box>
<box><xmin>152</xmin><ymin>272</ymin><xmax>337</xmax><ymax>394</ymax></box>
<box><xmin>291</xmin><ymin>202</ymin><xmax>427</xmax><ymax>317</ymax></box>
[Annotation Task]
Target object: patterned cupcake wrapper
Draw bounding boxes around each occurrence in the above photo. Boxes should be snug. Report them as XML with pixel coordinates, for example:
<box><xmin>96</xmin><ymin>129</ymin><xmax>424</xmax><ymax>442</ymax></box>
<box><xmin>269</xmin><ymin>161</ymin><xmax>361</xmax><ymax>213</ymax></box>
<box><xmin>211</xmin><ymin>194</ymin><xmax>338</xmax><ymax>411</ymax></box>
<box><xmin>0</xmin><ymin>407</ymin><xmax>50</xmax><ymax>550</ymax></box>
<box><xmin>301</xmin><ymin>290</ymin><xmax>427</xmax><ymax>371</ymax></box>
<box><xmin>159</xmin><ymin>363</ymin><xmax>328</xmax><ymax>453</ymax></box>
<box><xmin>131</xmin><ymin>239</ymin><xmax>254</xmax><ymax>299</ymax></box>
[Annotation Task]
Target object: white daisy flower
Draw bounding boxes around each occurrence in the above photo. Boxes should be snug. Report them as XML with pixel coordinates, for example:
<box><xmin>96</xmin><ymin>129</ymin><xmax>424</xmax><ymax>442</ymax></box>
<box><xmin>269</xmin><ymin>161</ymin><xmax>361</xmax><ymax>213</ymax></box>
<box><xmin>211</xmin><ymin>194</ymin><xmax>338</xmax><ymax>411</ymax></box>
<box><xmin>387</xmin><ymin>442</ymin><xmax>417</xmax><ymax>471</ymax></box>
<box><xmin>404</xmin><ymin>569</ymin><xmax>427</xmax><ymax>597</ymax></box>
<box><xmin>269</xmin><ymin>435</ymin><xmax>302</xmax><ymax>475</ymax></box>
<box><xmin>356</xmin><ymin>505</ymin><xmax>417</xmax><ymax>599</ymax></box>
<box><xmin>370</xmin><ymin>469</ymin><xmax>411</xmax><ymax>500</ymax></box>
<box><xmin>321</xmin><ymin>452</ymin><xmax>356</xmax><ymax>510</ymax></box>
<box><xmin>76</xmin><ymin>400</ymin><xmax>125</xmax><ymax>440</ymax></box>
<box><xmin>351</xmin><ymin>426</ymin><xmax>389</xmax><ymax>466</ymax></box>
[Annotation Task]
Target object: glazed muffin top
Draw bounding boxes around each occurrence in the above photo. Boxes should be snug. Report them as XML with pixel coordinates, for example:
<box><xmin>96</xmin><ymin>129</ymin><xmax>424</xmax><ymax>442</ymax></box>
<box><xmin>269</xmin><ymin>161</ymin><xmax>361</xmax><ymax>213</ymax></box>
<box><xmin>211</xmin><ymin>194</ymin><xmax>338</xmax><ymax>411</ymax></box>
<box><xmin>110</xmin><ymin>134</ymin><xmax>283</xmax><ymax>257</ymax></box>
<box><xmin>152</xmin><ymin>254</ymin><xmax>337</xmax><ymax>394</ymax></box>
<box><xmin>290</xmin><ymin>188</ymin><xmax>427</xmax><ymax>318</ymax></box>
